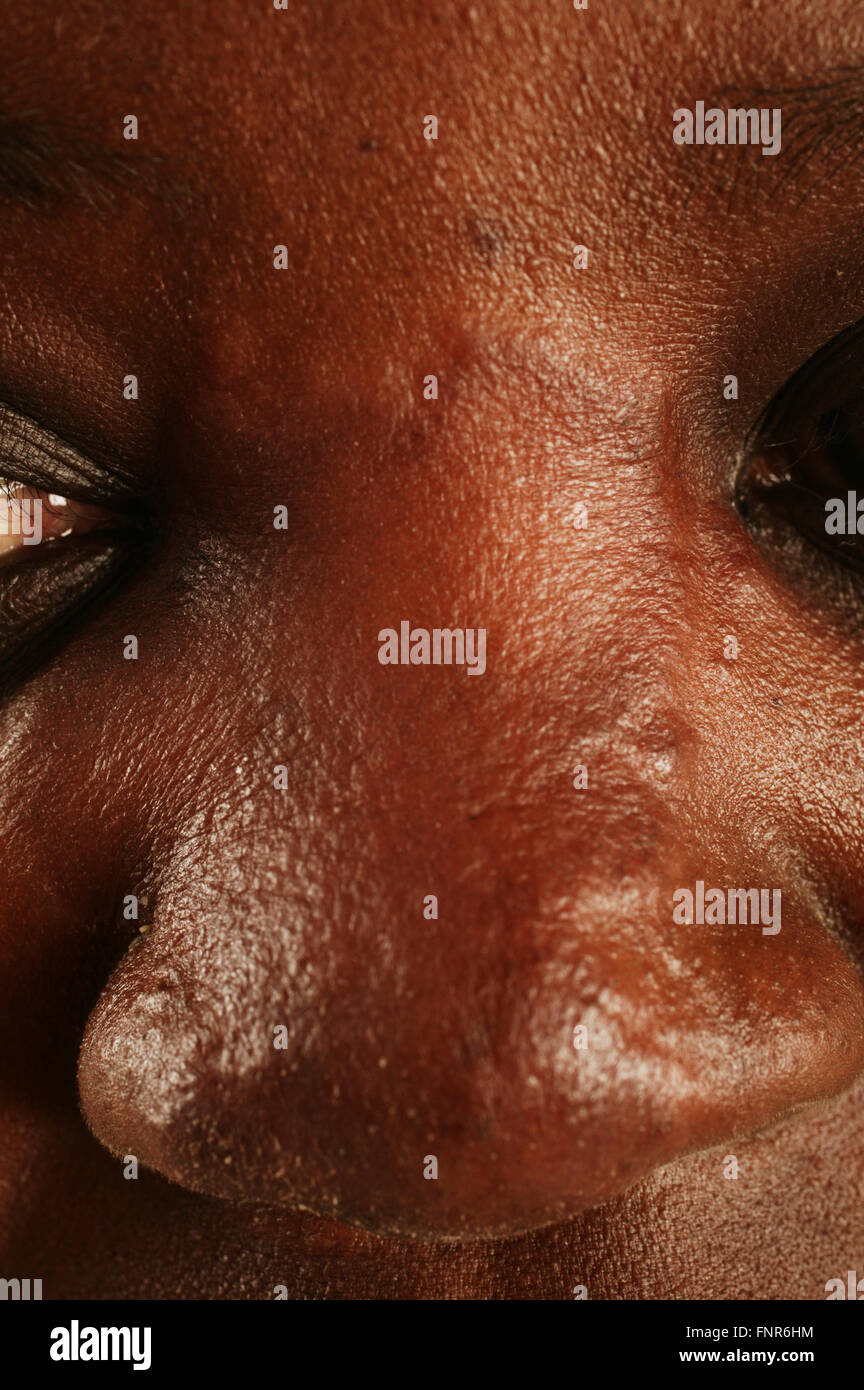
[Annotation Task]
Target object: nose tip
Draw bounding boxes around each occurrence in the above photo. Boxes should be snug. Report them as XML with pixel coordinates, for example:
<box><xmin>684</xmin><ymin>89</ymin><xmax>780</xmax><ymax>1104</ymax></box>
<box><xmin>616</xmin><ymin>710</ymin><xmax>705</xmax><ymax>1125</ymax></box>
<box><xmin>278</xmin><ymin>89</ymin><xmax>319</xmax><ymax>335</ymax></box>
<box><xmin>76</xmin><ymin>871</ymin><xmax>864</xmax><ymax>1240</ymax></box>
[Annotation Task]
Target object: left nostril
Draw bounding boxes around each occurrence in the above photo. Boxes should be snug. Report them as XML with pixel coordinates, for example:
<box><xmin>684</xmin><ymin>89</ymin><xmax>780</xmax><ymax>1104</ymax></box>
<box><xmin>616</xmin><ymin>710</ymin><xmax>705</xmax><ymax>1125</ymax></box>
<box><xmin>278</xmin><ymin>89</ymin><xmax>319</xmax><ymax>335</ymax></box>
<box><xmin>76</xmin><ymin>874</ymin><xmax>864</xmax><ymax>1242</ymax></box>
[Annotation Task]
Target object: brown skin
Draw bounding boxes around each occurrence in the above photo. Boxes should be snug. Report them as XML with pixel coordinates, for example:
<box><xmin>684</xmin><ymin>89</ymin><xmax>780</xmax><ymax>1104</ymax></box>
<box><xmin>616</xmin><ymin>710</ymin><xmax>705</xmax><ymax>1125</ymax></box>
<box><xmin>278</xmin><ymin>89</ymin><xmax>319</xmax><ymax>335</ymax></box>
<box><xmin>2</xmin><ymin>0</ymin><xmax>864</xmax><ymax>1297</ymax></box>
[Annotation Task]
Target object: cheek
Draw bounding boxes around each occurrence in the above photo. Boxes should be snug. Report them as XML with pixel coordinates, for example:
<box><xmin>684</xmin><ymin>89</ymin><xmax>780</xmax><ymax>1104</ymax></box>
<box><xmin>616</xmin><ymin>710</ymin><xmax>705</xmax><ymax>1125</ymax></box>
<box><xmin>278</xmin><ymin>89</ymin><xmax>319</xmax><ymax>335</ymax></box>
<box><xmin>65</xmin><ymin>503</ymin><xmax>864</xmax><ymax>1240</ymax></box>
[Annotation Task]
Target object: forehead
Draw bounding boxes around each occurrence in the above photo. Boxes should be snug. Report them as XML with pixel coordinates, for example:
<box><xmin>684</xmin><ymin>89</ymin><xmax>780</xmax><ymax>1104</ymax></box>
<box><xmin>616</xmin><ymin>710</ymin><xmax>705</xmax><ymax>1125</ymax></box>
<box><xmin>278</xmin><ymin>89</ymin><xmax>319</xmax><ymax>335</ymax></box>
<box><xmin>2</xmin><ymin>0</ymin><xmax>864</xmax><ymax>447</ymax></box>
<box><xmin>6</xmin><ymin>0</ymin><xmax>862</xmax><ymax>220</ymax></box>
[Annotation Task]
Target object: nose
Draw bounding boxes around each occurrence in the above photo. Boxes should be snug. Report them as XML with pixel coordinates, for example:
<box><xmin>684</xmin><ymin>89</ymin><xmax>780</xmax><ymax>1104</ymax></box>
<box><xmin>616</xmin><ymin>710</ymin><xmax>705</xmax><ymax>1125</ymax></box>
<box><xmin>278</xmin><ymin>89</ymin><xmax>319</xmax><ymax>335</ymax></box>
<box><xmin>77</xmin><ymin>363</ymin><xmax>864</xmax><ymax>1239</ymax></box>
<box><xmin>76</xmin><ymin>763</ymin><xmax>864</xmax><ymax>1238</ymax></box>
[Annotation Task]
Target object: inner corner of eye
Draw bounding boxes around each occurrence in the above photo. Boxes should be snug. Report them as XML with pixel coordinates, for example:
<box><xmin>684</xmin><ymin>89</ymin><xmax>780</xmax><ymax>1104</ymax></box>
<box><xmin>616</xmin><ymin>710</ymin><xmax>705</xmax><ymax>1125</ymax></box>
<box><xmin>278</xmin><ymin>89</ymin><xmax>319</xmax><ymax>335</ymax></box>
<box><xmin>732</xmin><ymin>444</ymin><xmax>803</xmax><ymax>535</ymax></box>
<box><xmin>745</xmin><ymin>451</ymin><xmax>789</xmax><ymax>489</ymax></box>
<box><xmin>0</xmin><ymin>480</ymin><xmax>114</xmax><ymax>554</ymax></box>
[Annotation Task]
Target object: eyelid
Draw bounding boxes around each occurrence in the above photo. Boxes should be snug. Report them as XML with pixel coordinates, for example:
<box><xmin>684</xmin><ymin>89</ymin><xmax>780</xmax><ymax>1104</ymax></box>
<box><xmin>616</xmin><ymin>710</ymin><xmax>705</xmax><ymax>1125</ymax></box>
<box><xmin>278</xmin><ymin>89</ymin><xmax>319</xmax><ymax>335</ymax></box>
<box><xmin>734</xmin><ymin>318</ymin><xmax>864</xmax><ymax>494</ymax></box>
<box><xmin>750</xmin><ymin>321</ymin><xmax>864</xmax><ymax>434</ymax></box>
<box><xmin>0</xmin><ymin>535</ymin><xmax>136</xmax><ymax>692</ymax></box>
<box><xmin>0</xmin><ymin>401</ymin><xmax>143</xmax><ymax>505</ymax></box>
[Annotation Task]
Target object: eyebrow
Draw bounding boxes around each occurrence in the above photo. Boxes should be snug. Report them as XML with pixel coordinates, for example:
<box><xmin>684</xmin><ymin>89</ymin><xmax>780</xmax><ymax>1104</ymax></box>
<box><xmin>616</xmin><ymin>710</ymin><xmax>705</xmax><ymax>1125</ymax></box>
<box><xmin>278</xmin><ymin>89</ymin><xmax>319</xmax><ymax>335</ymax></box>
<box><xmin>711</xmin><ymin>65</ymin><xmax>864</xmax><ymax>211</ymax></box>
<box><xmin>760</xmin><ymin>66</ymin><xmax>864</xmax><ymax>200</ymax></box>
<box><xmin>0</xmin><ymin>113</ymin><xmax>192</xmax><ymax>215</ymax></box>
<box><xmin>672</xmin><ymin>65</ymin><xmax>864</xmax><ymax>220</ymax></box>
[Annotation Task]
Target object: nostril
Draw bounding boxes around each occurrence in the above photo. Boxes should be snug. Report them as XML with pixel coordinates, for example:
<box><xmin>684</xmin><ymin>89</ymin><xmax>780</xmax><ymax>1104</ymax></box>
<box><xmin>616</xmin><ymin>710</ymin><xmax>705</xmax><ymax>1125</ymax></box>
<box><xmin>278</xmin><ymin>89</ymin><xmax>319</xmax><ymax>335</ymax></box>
<box><xmin>76</xmin><ymin>856</ymin><xmax>864</xmax><ymax>1242</ymax></box>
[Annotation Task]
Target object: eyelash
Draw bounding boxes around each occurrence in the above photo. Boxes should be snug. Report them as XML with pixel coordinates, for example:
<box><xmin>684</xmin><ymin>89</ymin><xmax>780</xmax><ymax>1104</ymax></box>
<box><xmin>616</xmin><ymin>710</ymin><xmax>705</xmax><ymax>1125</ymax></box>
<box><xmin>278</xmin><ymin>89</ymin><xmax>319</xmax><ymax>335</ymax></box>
<box><xmin>0</xmin><ymin>480</ymin><xmax>128</xmax><ymax>550</ymax></box>
<box><xmin>0</xmin><ymin>416</ymin><xmax>152</xmax><ymax>692</ymax></box>
<box><xmin>735</xmin><ymin>319</ymin><xmax>864</xmax><ymax>581</ymax></box>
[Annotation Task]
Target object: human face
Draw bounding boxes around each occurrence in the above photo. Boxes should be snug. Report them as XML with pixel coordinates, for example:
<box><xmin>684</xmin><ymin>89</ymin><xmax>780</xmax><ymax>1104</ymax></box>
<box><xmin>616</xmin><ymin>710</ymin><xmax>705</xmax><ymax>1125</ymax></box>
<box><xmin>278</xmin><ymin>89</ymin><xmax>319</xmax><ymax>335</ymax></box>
<box><xmin>3</xmin><ymin>0</ymin><xmax>864</xmax><ymax>1298</ymax></box>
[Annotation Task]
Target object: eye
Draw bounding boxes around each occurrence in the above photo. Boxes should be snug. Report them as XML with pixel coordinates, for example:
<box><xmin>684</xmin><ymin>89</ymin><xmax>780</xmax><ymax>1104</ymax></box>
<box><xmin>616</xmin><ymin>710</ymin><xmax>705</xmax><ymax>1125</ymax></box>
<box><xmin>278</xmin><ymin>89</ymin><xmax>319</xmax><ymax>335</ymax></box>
<box><xmin>0</xmin><ymin>481</ymin><xmax>121</xmax><ymax>556</ymax></box>
<box><xmin>0</xmin><ymin>413</ymin><xmax>152</xmax><ymax>692</ymax></box>
<box><xmin>735</xmin><ymin>320</ymin><xmax>864</xmax><ymax>575</ymax></box>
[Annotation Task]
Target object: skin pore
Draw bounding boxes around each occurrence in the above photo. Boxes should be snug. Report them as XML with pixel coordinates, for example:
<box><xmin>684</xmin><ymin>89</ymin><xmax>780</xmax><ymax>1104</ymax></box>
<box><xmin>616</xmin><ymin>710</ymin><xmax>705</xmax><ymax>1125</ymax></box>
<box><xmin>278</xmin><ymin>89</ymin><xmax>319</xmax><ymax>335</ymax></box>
<box><xmin>2</xmin><ymin>0</ymin><xmax>864</xmax><ymax>1298</ymax></box>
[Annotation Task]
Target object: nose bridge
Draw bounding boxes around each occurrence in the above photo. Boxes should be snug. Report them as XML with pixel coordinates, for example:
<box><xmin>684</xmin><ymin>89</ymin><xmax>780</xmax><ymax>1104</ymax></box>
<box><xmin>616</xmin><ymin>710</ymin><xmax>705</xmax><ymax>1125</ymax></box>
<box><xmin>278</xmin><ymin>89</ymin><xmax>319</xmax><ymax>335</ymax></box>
<box><xmin>144</xmin><ymin>312</ymin><xmax>699</xmax><ymax>892</ymax></box>
<box><xmin>497</xmin><ymin>356</ymin><xmax>695</xmax><ymax>822</ymax></box>
<box><xmin>190</xmin><ymin>328</ymin><xmax>697</xmax><ymax>865</ymax></box>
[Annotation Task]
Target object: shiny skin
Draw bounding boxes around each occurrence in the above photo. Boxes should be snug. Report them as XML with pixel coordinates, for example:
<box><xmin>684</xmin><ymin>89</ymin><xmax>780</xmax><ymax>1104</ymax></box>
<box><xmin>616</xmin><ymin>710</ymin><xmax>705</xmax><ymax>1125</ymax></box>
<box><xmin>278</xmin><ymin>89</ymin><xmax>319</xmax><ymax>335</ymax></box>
<box><xmin>2</xmin><ymin>0</ymin><xmax>864</xmax><ymax>1296</ymax></box>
